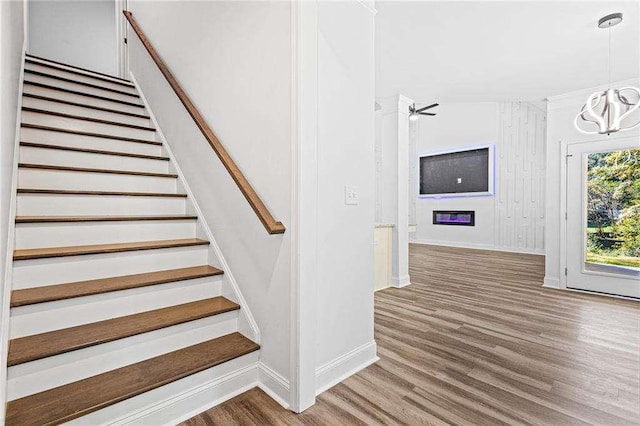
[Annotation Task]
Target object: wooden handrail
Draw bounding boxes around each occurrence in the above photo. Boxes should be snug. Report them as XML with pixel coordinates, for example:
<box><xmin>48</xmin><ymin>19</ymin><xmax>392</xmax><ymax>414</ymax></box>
<box><xmin>123</xmin><ymin>11</ymin><xmax>285</xmax><ymax>235</ymax></box>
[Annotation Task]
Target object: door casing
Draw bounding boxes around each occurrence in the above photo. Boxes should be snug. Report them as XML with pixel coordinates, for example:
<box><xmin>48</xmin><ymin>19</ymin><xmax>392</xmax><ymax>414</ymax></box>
<box><xmin>561</xmin><ymin>136</ymin><xmax>640</xmax><ymax>298</ymax></box>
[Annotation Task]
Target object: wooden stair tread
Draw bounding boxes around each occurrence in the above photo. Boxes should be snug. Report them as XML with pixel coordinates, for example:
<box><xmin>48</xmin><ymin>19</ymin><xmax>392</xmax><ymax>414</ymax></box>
<box><xmin>8</xmin><ymin>297</ymin><xmax>239</xmax><ymax>366</ymax></box>
<box><xmin>22</xmin><ymin>93</ymin><xmax>151</xmax><ymax>119</ymax></box>
<box><xmin>26</xmin><ymin>54</ymin><xmax>132</xmax><ymax>84</ymax></box>
<box><xmin>20</xmin><ymin>142</ymin><xmax>169</xmax><ymax>161</ymax></box>
<box><xmin>24</xmin><ymin>81</ymin><xmax>144</xmax><ymax>108</ymax></box>
<box><xmin>13</xmin><ymin>238</ymin><xmax>209</xmax><ymax>261</ymax></box>
<box><xmin>5</xmin><ymin>332</ymin><xmax>259</xmax><ymax>425</ymax></box>
<box><xmin>18</xmin><ymin>163</ymin><xmax>177</xmax><ymax>178</ymax></box>
<box><xmin>24</xmin><ymin>79</ymin><xmax>144</xmax><ymax>107</ymax></box>
<box><xmin>22</xmin><ymin>107</ymin><xmax>155</xmax><ymax>131</ymax></box>
<box><xmin>20</xmin><ymin>124</ymin><xmax>161</xmax><ymax>145</ymax></box>
<box><xmin>17</xmin><ymin>188</ymin><xmax>187</xmax><ymax>197</ymax></box>
<box><xmin>24</xmin><ymin>69</ymin><xmax>140</xmax><ymax>98</ymax></box>
<box><xmin>15</xmin><ymin>215</ymin><xmax>197</xmax><ymax>223</ymax></box>
<box><xmin>11</xmin><ymin>265</ymin><xmax>223</xmax><ymax>307</ymax></box>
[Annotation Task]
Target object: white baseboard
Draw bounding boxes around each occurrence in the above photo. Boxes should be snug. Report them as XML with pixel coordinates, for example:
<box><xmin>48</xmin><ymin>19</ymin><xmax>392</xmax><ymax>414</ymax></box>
<box><xmin>410</xmin><ymin>238</ymin><xmax>545</xmax><ymax>256</ymax></box>
<box><xmin>106</xmin><ymin>361</ymin><xmax>259</xmax><ymax>426</ymax></box>
<box><xmin>315</xmin><ymin>340</ymin><xmax>378</xmax><ymax>396</ymax></box>
<box><xmin>391</xmin><ymin>275</ymin><xmax>411</xmax><ymax>288</ymax></box>
<box><xmin>112</xmin><ymin>362</ymin><xmax>291</xmax><ymax>425</ymax></box>
<box><xmin>64</xmin><ymin>356</ymin><xmax>292</xmax><ymax>425</ymax></box>
<box><xmin>257</xmin><ymin>362</ymin><xmax>290</xmax><ymax>410</ymax></box>
<box><xmin>542</xmin><ymin>277</ymin><xmax>561</xmax><ymax>289</ymax></box>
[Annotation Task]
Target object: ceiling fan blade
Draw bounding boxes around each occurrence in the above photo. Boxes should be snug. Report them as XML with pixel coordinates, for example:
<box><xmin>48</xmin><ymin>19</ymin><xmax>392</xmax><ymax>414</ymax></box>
<box><xmin>419</xmin><ymin>112</ymin><xmax>436</xmax><ymax>116</ymax></box>
<box><xmin>416</xmin><ymin>103</ymin><xmax>439</xmax><ymax>112</ymax></box>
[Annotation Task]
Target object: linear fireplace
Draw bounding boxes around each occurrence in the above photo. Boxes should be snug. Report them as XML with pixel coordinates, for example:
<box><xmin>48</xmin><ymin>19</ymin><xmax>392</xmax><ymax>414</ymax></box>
<box><xmin>432</xmin><ymin>210</ymin><xmax>475</xmax><ymax>226</ymax></box>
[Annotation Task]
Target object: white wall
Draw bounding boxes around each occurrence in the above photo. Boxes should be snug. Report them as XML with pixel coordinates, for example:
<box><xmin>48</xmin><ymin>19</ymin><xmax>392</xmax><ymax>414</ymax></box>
<box><xmin>126</xmin><ymin>0</ymin><xmax>376</xmax><ymax>408</ymax></box>
<box><xmin>0</xmin><ymin>0</ymin><xmax>25</xmax><ymax>419</ymax></box>
<box><xmin>314</xmin><ymin>0</ymin><xmax>376</xmax><ymax>391</ymax></box>
<box><xmin>411</xmin><ymin>102</ymin><xmax>546</xmax><ymax>254</ymax></box>
<box><xmin>28</xmin><ymin>0</ymin><xmax>117</xmax><ymax>75</ymax></box>
<box><xmin>544</xmin><ymin>79</ymin><xmax>640</xmax><ymax>288</ymax></box>
<box><xmin>127</xmin><ymin>0</ymin><xmax>292</xmax><ymax>389</ymax></box>
<box><xmin>1</xmin><ymin>0</ymin><xmax>24</xmax><ymax>277</ymax></box>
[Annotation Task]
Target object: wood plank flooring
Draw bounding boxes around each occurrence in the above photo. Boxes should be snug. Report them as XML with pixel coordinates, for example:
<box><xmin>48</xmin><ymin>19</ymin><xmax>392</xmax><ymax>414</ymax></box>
<box><xmin>182</xmin><ymin>244</ymin><xmax>640</xmax><ymax>425</ymax></box>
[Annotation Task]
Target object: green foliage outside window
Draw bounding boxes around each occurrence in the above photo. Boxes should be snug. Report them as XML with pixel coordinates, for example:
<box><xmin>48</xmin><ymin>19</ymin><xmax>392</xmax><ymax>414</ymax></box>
<box><xmin>586</xmin><ymin>149</ymin><xmax>640</xmax><ymax>268</ymax></box>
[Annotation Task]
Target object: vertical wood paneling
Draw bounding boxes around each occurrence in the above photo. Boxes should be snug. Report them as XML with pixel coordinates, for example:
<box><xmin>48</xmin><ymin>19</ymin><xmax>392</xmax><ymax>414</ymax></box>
<box><xmin>495</xmin><ymin>102</ymin><xmax>546</xmax><ymax>252</ymax></box>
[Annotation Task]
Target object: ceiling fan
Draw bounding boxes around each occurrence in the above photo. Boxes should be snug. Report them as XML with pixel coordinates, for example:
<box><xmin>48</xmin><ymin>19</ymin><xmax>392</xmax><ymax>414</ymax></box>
<box><xmin>409</xmin><ymin>103</ymin><xmax>439</xmax><ymax>121</ymax></box>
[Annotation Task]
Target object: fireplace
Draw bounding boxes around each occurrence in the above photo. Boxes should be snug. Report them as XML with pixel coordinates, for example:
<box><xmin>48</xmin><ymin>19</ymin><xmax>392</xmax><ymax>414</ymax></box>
<box><xmin>432</xmin><ymin>210</ymin><xmax>475</xmax><ymax>226</ymax></box>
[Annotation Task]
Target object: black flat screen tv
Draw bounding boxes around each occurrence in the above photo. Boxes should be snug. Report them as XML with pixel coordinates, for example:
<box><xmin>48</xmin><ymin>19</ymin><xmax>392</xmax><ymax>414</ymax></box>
<box><xmin>419</xmin><ymin>145</ymin><xmax>494</xmax><ymax>198</ymax></box>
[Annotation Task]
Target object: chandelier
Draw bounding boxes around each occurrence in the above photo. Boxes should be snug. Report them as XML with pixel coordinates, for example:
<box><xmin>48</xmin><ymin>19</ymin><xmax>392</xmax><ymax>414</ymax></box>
<box><xmin>575</xmin><ymin>13</ymin><xmax>640</xmax><ymax>135</ymax></box>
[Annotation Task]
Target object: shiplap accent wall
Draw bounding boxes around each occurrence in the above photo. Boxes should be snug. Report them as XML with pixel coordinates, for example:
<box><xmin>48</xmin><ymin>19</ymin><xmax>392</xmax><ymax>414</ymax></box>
<box><xmin>495</xmin><ymin>102</ymin><xmax>546</xmax><ymax>252</ymax></box>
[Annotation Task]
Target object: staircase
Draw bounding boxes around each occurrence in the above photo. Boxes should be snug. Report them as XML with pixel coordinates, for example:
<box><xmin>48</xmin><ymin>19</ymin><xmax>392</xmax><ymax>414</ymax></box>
<box><xmin>4</xmin><ymin>55</ymin><xmax>260</xmax><ymax>425</ymax></box>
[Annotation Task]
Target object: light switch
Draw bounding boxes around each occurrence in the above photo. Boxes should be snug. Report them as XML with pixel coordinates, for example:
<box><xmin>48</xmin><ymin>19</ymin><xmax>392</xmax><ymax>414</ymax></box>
<box><xmin>457</xmin><ymin>177</ymin><xmax>462</xmax><ymax>184</ymax></box>
<box><xmin>345</xmin><ymin>185</ymin><xmax>359</xmax><ymax>205</ymax></box>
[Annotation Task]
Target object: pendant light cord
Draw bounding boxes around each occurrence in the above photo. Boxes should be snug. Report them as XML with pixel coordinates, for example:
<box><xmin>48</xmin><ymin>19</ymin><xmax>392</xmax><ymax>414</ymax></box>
<box><xmin>608</xmin><ymin>26</ymin><xmax>612</xmax><ymax>85</ymax></box>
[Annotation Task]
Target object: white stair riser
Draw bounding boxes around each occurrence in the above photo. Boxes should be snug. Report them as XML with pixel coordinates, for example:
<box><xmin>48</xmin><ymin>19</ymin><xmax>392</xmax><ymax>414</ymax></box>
<box><xmin>24</xmin><ymin>85</ymin><xmax>146</xmax><ymax>115</ymax></box>
<box><xmin>17</xmin><ymin>194</ymin><xmax>186</xmax><ymax>216</ymax></box>
<box><xmin>20</xmin><ymin>127</ymin><xmax>162</xmax><ymax>156</ymax></box>
<box><xmin>25</xmin><ymin>63</ymin><xmax>138</xmax><ymax>94</ymax></box>
<box><xmin>19</xmin><ymin>146</ymin><xmax>169</xmax><ymax>174</ymax></box>
<box><xmin>18</xmin><ymin>169</ymin><xmax>177</xmax><ymax>192</ymax></box>
<box><xmin>10</xmin><ymin>276</ymin><xmax>222</xmax><ymax>337</ymax></box>
<box><xmin>13</xmin><ymin>245</ymin><xmax>209</xmax><ymax>289</ymax></box>
<box><xmin>70</xmin><ymin>351</ymin><xmax>258</xmax><ymax>426</ymax></box>
<box><xmin>22</xmin><ymin>96</ymin><xmax>151</xmax><ymax>127</ymax></box>
<box><xmin>8</xmin><ymin>312</ymin><xmax>239</xmax><ymax>400</ymax></box>
<box><xmin>15</xmin><ymin>220</ymin><xmax>197</xmax><ymax>249</ymax></box>
<box><xmin>26</xmin><ymin>57</ymin><xmax>130</xmax><ymax>86</ymax></box>
<box><xmin>25</xmin><ymin>73</ymin><xmax>142</xmax><ymax>104</ymax></box>
<box><xmin>21</xmin><ymin>111</ymin><xmax>157</xmax><ymax>141</ymax></box>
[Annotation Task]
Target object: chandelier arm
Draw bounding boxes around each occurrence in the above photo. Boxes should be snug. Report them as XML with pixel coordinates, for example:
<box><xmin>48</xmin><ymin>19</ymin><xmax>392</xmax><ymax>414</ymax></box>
<box><xmin>612</xmin><ymin>87</ymin><xmax>640</xmax><ymax>129</ymax></box>
<box><xmin>574</xmin><ymin>111</ymin><xmax>603</xmax><ymax>134</ymax></box>
<box><xmin>584</xmin><ymin>91</ymin><xmax>607</xmax><ymax>133</ymax></box>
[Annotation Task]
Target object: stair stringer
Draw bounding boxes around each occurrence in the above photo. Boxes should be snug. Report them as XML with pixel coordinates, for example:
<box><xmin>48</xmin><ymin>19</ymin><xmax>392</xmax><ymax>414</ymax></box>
<box><xmin>0</xmin><ymin>47</ymin><xmax>27</xmax><ymax>424</ymax></box>
<box><xmin>130</xmin><ymin>72</ymin><xmax>260</xmax><ymax>345</ymax></box>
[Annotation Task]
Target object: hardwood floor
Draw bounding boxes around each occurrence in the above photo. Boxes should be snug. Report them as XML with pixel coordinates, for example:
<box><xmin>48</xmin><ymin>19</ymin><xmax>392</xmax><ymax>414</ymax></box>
<box><xmin>182</xmin><ymin>244</ymin><xmax>640</xmax><ymax>425</ymax></box>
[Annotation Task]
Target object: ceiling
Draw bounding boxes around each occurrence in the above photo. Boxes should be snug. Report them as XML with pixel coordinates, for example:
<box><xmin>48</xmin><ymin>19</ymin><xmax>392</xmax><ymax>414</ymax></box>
<box><xmin>375</xmin><ymin>1</ymin><xmax>640</xmax><ymax>103</ymax></box>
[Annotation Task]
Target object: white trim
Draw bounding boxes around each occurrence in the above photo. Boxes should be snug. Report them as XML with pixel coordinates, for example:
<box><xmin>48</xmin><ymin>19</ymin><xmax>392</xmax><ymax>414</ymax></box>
<box><xmin>114</xmin><ymin>0</ymin><xmax>128</xmax><ymax>79</ymax></box>
<box><xmin>559</xmin><ymin>139</ymin><xmax>569</xmax><ymax>289</ymax></box>
<box><xmin>23</xmin><ymin>0</ymin><xmax>30</xmax><ymax>52</ymax></box>
<box><xmin>563</xmin><ymin>136</ymin><xmax>640</xmax><ymax>298</ymax></box>
<box><xmin>112</xmin><ymin>363</ymin><xmax>258</xmax><ymax>425</ymax></box>
<box><xmin>559</xmin><ymin>133</ymin><xmax>638</xmax><ymax>291</ymax></box>
<box><xmin>551</xmin><ymin>286</ymin><xmax>639</xmax><ymax>302</ymax></box>
<box><xmin>129</xmin><ymin>71</ymin><xmax>261</xmax><ymax>344</ymax></box>
<box><xmin>391</xmin><ymin>275</ymin><xmax>411</xmax><ymax>288</ymax></box>
<box><xmin>289</xmin><ymin>0</ymin><xmax>319</xmax><ymax>414</ymax></box>
<box><xmin>315</xmin><ymin>340</ymin><xmax>378</xmax><ymax>396</ymax></box>
<box><xmin>257</xmin><ymin>362</ymin><xmax>290</xmax><ymax>410</ymax></box>
<box><xmin>84</xmin><ymin>361</ymin><xmax>291</xmax><ymax>425</ymax></box>
<box><xmin>410</xmin><ymin>239</ymin><xmax>546</xmax><ymax>256</ymax></box>
<box><xmin>0</xmin><ymin>40</ymin><xmax>27</xmax><ymax>423</ymax></box>
<box><xmin>542</xmin><ymin>277</ymin><xmax>561</xmax><ymax>289</ymax></box>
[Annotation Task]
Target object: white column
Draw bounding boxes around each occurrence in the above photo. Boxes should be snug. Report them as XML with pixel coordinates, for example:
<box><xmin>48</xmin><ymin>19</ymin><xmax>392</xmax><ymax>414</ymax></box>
<box><xmin>391</xmin><ymin>95</ymin><xmax>412</xmax><ymax>287</ymax></box>
<box><xmin>376</xmin><ymin>94</ymin><xmax>412</xmax><ymax>288</ymax></box>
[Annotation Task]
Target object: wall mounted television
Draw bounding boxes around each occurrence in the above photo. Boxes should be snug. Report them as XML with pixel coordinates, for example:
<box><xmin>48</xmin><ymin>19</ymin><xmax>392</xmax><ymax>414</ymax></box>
<box><xmin>419</xmin><ymin>144</ymin><xmax>494</xmax><ymax>198</ymax></box>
